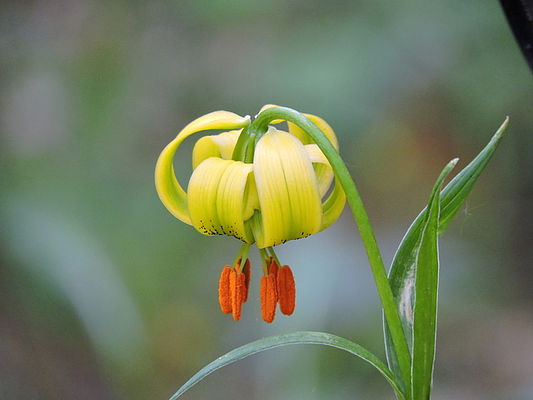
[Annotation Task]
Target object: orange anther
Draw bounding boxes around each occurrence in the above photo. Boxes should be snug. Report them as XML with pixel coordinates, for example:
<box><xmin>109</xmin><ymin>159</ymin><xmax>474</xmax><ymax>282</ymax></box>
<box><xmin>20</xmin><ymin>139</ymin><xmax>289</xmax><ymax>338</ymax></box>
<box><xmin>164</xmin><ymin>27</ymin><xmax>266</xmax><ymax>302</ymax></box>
<box><xmin>218</xmin><ymin>266</ymin><xmax>233</xmax><ymax>314</ymax></box>
<box><xmin>277</xmin><ymin>265</ymin><xmax>296</xmax><ymax>315</ymax></box>
<box><xmin>230</xmin><ymin>269</ymin><xmax>246</xmax><ymax>321</ymax></box>
<box><xmin>242</xmin><ymin>259</ymin><xmax>251</xmax><ymax>302</ymax></box>
<box><xmin>260</xmin><ymin>274</ymin><xmax>277</xmax><ymax>323</ymax></box>
<box><xmin>268</xmin><ymin>259</ymin><xmax>279</xmax><ymax>278</ymax></box>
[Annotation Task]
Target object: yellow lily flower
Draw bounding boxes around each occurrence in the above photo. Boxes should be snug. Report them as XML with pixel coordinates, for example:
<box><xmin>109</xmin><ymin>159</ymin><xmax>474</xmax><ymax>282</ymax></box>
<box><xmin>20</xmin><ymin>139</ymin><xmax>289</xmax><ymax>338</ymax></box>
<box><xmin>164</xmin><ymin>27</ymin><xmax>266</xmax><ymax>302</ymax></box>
<box><xmin>155</xmin><ymin>106</ymin><xmax>346</xmax><ymax>322</ymax></box>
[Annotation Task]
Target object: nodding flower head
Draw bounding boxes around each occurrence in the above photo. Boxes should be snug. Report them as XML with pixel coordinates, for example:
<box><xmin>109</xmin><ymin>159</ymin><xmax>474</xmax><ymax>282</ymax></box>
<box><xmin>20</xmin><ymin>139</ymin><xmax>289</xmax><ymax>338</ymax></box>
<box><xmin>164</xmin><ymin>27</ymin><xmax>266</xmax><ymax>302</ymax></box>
<box><xmin>155</xmin><ymin>105</ymin><xmax>345</xmax><ymax>322</ymax></box>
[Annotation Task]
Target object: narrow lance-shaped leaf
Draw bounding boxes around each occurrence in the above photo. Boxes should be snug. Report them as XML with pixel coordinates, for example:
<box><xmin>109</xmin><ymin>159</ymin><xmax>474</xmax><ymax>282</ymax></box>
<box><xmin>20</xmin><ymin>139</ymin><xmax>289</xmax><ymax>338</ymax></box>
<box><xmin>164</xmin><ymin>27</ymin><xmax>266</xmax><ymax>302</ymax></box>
<box><xmin>411</xmin><ymin>159</ymin><xmax>457</xmax><ymax>399</ymax></box>
<box><xmin>168</xmin><ymin>331</ymin><xmax>406</xmax><ymax>400</ymax></box>
<box><xmin>383</xmin><ymin>118</ymin><xmax>508</xmax><ymax>380</ymax></box>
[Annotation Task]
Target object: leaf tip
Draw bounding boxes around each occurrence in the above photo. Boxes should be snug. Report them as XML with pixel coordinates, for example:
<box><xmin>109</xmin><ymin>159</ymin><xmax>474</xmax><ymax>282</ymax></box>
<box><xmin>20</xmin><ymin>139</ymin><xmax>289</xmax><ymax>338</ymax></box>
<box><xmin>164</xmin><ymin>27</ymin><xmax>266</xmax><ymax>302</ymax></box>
<box><xmin>439</xmin><ymin>158</ymin><xmax>459</xmax><ymax>183</ymax></box>
<box><xmin>449</xmin><ymin>157</ymin><xmax>459</xmax><ymax>168</ymax></box>
<box><xmin>495</xmin><ymin>117</ymin><xmax>510</xmax><ymax>140</ymax></box>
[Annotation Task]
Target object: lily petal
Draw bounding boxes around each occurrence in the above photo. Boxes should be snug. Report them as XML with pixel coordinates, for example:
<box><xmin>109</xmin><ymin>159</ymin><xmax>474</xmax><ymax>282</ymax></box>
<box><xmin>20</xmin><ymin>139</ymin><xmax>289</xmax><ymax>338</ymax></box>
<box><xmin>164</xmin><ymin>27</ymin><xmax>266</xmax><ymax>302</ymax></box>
<box><xmin>288</xmin><ymin>113</ymin><xmax>339</xmax><ymax>150</ymax></box>
<box><xmin>253</xmin><ymin>129</ymin><xmax>322</xmax><ymax>248</ymax></box>
<box><xmin>304</xmin><ymin>144</ymin><xmax>346</xmax><ymax>231</ymax></box>
<box><xmin>305</xmin><ymin>144</ymin><xmax>334</xmax><ymax>198</ymax></box>
<box><xmin>155</xmin><ymin>111</ymin><xmax>250</xmax><ymax>225</ymax></box>
<box><xmin>192</xmin><ymin>130</ymin><xmax>241</xmax><ymax>169</ymax></box>
<box><xmin>188</xmin><ymin>158</ymin><xmax>256</xmax><ymax>243</ymax></box>
<box><xmin>320</xmin><ymin>176</ymin><xmax>346</xmax><ymax>231</ymax></box>
<box><xmin>259</xmin><ymin>104</ymin><xmax>339</xmax><ymax>149</ymax></box>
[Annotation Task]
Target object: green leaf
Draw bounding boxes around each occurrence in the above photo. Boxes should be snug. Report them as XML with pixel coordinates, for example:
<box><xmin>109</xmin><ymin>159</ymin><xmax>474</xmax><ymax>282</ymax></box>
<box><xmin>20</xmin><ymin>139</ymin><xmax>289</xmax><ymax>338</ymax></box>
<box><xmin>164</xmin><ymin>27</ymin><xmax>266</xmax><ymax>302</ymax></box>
<box><xmin>383</xmin><ymin>118</ymin><xmax>508</xmax><ymax>383</ymax></box>
<box><xmin>411</xmin><ymin>159</ymin><xmax>457</xmax><ymax>399</ymax></box>
<box><xmin>168</xmin><ymin>331</ymin><xmax>406</xmax><ymax>400</ymax></box>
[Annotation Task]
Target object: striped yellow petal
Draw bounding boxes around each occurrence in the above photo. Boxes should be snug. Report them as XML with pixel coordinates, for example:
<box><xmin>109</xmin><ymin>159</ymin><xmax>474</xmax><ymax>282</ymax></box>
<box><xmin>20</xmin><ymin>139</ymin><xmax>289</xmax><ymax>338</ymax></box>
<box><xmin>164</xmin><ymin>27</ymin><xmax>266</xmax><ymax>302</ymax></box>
<box><xmin>320</xmin><ymin>176</ymin><xmax>346</xmax><ymax>231</ymax></box>
<box><xmin>288</xmin><ymin>113</ymin><xmax>339</xmax><ymax>150</ymax></box>
<box><xmin>252</xmin><ymin>129</ymin><xmax>322</xmax><ymax>248</ymax></box>
<box><xmin>187</xmin><ymin>158</ymin><xmax>257</xmax><ymax>243</ymax></box>
<box><xmin>155</xmin><ymin>111</ymin><xmax>250</xmax><ymax>225</ymax></box>
<box><xmin>305</xmin><ymin>144</ymin><xmax>334</xmax><ymax>198</ymax></box>
<box><xmin>259</xmin><ymin>104</ymin><xmax>339</xmax><ymax>149</ymax></box>
<box><xmin>305</xmin><ymin>144</ymin><xmax>346</xmax><ymax>231</ymax></box>
<box><xmin>192</xmin><ymin>130</ymin><xmax>241</xmax><ymax>169</ymax></box>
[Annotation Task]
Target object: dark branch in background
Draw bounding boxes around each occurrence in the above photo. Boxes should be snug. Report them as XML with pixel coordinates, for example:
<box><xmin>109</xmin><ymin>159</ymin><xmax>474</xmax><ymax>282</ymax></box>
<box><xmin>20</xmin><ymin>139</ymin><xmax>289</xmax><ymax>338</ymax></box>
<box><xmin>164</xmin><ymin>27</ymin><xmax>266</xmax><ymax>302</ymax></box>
<box><xmin>500</xmin><ymin>0</ymin><xmax>533</xmax><ymax>72</ymax></box>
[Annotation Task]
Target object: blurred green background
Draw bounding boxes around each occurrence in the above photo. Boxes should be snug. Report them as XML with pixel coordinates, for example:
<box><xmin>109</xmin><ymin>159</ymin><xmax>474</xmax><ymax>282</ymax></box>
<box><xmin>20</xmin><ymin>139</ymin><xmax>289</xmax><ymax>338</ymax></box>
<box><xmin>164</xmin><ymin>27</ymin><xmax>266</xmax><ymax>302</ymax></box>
<box><xmin>1</xmin><ymin>1</ymin><xmax>532</xmax><ymax>399</ymax></box>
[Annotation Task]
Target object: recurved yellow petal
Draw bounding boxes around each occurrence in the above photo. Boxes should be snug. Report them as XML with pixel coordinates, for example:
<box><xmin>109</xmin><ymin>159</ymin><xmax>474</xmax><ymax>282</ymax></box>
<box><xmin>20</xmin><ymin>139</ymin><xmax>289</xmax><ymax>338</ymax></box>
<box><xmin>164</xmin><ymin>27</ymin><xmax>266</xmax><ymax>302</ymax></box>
<box><xmin>320</xmin><ymin>177</ymin><xmax>346</xmax><ymax>231</ymax></box>
<box><xmin>305</xmin><ymin>144</ymin><xmax>334</xmax><ymax>198</ymax></box>
<box><xmin>305</xmin><ymin>144</ymin><xmax>346</xmax><ymax>231</ymax></box>
<box><xmin>155</xmin><ymin>111</ymin><xmax>250</xmax><ymax>224</ymax></box>
<box><xmin>288</xmin><ymin>113</ymin><xmax>339</xmax><ymax>150</ymax></box>
<box><xmin>253</xmin><ymin>129</ymin><xmax>322</xmax><ymax>248</ymax></box>
<box><xmin>188</xmin><ymin>158</ymin><xmax>256</xmax><ymax>243</ymax></box>
<box><xmin>192</xmin><ymin>130</ymin><xmax>241</xmax><ymax>169</ymax></box>
<box><xmin>259</xmin><ymin>105</ymin><xmax>339</xmax><ymax>149</ymax></box>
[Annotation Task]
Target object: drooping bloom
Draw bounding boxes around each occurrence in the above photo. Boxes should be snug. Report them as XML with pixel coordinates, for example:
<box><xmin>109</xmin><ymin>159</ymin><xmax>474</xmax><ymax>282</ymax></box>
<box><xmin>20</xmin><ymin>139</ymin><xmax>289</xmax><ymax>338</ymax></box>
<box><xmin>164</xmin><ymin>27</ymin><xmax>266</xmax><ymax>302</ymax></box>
<box><xmin>155</xmin><ymin>105</ymin><xmax>345</xmax><ymax>322</ymax></box>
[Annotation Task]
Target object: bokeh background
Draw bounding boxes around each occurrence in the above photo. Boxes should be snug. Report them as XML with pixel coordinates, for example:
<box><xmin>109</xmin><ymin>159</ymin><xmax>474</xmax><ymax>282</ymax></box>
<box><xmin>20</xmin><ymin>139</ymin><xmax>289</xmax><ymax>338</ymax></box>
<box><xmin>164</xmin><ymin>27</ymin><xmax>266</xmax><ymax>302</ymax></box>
<box><xmin>1</xmin><ymin>1</ymin><xmax>532</xmax><ymax>399</ymax></box>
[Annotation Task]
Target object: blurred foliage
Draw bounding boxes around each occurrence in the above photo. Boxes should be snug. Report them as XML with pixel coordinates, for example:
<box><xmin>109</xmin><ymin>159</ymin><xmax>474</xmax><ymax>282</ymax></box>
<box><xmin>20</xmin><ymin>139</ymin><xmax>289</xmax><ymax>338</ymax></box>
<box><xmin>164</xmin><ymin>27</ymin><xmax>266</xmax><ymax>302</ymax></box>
<box><xmin>0</xmin><ymin>0</ymin><xmax>532</xmax><ymax>399</ymax></box>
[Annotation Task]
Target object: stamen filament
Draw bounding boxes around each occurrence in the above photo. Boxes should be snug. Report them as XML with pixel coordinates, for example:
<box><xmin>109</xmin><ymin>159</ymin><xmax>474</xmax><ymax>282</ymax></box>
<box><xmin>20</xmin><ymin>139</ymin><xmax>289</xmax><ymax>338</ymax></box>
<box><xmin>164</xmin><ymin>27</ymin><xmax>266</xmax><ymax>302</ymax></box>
<box><xmin>258</xmin><ymin>248</ymin><xmax>270</xmax><ymax>275</ymax></box>
<box><xmin>233</xmin><ymin>243</ymin><xmax>251</xmax><ymax>272</ymax></box>
<box><xmin>266</xmin><ymin>247</ymin><xmax>280</xmax><ymax>265</ymax></box>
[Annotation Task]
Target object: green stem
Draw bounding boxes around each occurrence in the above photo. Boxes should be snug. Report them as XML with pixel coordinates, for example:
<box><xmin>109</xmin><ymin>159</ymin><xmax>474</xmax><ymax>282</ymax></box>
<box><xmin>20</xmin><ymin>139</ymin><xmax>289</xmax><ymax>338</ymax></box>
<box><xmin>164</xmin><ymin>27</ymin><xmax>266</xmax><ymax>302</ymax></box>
<box><xmin>251</xmin><ymin>107</ymin><xmax>411</xmax><ymax>397</ymax></box>
<box><xmin>258</xmin><ymin>247</ymin><xmax>269</xmax><ymax>274</ymax></box>
<box><xmin>232</xmin><ymin>125</ymin><xmax>250</xmax><ymax>161</ymax></box>
<box><xmin>233</xmin><ymin>243</ymin><xmax>251</xmax><ymax>272</ymax></box>
<box><xmin>258</xmin><ymin>247</ymin><xmax>269</xmax><ymax>261</ymax></box>
<box><xmin>232</xmin><ymin>125</ymin><xmax>262</xmax><ymax>163</ymax></box>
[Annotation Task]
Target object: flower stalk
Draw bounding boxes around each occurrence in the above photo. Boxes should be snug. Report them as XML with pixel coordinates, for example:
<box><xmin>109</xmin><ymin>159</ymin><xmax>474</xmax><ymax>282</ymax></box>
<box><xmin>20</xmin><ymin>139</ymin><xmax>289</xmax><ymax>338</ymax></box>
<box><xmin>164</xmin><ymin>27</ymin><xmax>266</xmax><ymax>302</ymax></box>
<box><xmin>250</xmin><ymin>106</ymin><xmax>412</xmax><ymax>395</ymax></box>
